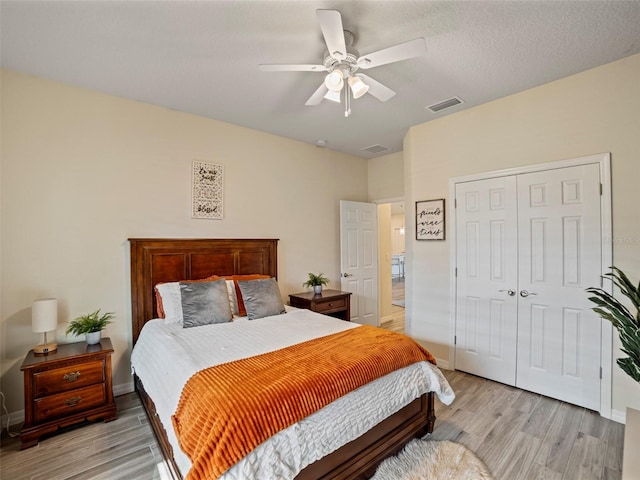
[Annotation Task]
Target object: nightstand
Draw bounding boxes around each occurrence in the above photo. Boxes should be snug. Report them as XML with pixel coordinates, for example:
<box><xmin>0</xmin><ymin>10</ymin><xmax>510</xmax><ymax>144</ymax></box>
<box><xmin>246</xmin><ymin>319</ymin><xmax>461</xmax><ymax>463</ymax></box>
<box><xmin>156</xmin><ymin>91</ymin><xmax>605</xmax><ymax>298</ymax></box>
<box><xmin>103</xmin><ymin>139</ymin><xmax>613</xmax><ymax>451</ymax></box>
<box><xmin>289</xmin><ymin>290</ymin><xmax>352</xmax><ymax>321</ymax></box>
<box><xmin>20</xmin><ymin>338</ymin><xmax>117</xmax><ymax>449</ymax></box>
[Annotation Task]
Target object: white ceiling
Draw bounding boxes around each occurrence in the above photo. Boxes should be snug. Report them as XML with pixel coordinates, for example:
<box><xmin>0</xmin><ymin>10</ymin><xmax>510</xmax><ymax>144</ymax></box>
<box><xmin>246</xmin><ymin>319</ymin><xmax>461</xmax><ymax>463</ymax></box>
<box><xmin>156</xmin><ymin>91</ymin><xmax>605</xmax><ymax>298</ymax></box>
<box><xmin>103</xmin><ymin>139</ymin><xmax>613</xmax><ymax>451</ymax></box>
<box><xmin>2</xmin><ymin>1</ymin><xmax>640</xmax><ymax>158</ymax></box>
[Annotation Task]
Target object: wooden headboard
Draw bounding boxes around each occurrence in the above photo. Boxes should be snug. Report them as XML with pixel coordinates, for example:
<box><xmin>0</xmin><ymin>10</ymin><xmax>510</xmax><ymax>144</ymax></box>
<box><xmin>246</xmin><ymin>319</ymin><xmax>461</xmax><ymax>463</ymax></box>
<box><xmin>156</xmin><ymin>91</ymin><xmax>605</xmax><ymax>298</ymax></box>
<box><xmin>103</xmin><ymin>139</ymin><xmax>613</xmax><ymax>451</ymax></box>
<box><xmin>129</xmin><ymin>238</ymin><xmax>278</xmax><ymax>344</ymax></box>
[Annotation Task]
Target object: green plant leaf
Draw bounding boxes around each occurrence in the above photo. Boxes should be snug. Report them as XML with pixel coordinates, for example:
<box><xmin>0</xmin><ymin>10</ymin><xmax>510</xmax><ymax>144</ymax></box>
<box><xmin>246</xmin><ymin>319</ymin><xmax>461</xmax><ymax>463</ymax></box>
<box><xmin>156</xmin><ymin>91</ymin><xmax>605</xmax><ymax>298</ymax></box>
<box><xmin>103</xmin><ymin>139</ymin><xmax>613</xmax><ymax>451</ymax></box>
<box><xmin>610</xmin><ymin>267</ymin><xmax>640</xmax><ymax>309</ymax></box>
<box><xmin>587</xmin><ymin>266</ymin><xmax>640</xmax><ymax>385</ymax></box>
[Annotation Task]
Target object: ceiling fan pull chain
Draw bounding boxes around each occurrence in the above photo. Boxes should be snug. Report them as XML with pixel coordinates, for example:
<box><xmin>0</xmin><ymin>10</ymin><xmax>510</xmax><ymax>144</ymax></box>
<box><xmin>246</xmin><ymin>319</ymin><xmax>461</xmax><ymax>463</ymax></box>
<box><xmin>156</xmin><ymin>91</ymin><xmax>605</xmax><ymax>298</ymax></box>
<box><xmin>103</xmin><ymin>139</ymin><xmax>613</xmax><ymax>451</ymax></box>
<box><xmin>345</xmin><ymin>86</ymin><xmax>351</xmax><ymax>117</ymax></box>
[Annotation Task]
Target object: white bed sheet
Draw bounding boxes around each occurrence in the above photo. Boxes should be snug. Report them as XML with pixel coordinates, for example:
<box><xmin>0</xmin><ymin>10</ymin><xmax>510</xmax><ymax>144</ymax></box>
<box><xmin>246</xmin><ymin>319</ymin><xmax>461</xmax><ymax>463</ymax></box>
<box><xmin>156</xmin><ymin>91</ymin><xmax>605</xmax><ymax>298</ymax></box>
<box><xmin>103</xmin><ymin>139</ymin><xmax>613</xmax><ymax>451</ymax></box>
<box><xmin>131</xmin><ymin>308</ymin><xmax>454</xmax><ymax>479</ymax></box>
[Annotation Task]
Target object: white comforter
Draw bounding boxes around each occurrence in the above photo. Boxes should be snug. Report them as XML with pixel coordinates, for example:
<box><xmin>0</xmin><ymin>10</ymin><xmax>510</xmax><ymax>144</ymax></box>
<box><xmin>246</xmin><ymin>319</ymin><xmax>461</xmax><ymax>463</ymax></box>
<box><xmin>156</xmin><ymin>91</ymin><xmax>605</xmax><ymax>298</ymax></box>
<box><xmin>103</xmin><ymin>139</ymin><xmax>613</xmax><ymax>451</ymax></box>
<box><xmin>130</xmin><ymin>308</ymin><xmax>454</xmax><ymax>479</ymax></box>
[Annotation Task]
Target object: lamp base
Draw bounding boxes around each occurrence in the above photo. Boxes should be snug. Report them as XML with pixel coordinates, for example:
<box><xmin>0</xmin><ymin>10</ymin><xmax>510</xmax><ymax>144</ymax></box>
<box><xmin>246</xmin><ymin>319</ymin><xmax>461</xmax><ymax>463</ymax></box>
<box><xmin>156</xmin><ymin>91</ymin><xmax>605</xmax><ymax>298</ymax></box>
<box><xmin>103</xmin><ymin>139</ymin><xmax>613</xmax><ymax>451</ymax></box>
<box><xmin>34</xmin><ymin>342</ymin><xmax>58</xmax><ymax>354</ymax></box>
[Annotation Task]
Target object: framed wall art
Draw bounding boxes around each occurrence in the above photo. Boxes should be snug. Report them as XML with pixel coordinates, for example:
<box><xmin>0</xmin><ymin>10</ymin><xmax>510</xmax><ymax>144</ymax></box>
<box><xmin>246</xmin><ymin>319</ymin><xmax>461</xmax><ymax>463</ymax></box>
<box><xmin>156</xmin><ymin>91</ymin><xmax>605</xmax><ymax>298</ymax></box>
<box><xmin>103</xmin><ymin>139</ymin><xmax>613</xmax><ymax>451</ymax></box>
<box><xmin>415</xmin><ymin>199</ymin><xmax>445</xmax><ymax>240</ymax></box>
<box><xmin>192</xmin><ymin>161</ymin><xmax>223</xmax><ymax>219</ymax></box>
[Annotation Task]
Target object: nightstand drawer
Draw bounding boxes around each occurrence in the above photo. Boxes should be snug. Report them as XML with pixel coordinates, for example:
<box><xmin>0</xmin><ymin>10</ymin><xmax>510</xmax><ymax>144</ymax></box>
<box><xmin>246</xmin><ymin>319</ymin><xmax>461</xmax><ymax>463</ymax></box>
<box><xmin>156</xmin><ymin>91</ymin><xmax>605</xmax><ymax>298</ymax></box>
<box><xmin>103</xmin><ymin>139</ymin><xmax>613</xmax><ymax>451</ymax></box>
<box><xmin>33</xmin><ymin>360</ymin><xmax>105</xmax><ymax>397</ymax></box>
<box><xmin>314</xmin><ymin>297</ymin><xmax>347</xmax><ymax>313</ymax></box>
<box><xmin>33</xmin><ymin>384</ymin><xmax>106</xmax><ymax>423</ymax></box>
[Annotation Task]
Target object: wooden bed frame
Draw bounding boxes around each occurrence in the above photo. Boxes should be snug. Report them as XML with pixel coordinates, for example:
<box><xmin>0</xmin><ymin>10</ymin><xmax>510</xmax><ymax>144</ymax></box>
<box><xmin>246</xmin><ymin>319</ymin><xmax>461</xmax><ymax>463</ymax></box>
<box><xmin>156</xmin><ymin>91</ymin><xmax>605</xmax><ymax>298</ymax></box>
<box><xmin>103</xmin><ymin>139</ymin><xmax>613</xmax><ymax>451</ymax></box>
<box><xmin>129</xmin><ymin>238</ymin><xmax>435</xmax><ymax>480</ymax></box>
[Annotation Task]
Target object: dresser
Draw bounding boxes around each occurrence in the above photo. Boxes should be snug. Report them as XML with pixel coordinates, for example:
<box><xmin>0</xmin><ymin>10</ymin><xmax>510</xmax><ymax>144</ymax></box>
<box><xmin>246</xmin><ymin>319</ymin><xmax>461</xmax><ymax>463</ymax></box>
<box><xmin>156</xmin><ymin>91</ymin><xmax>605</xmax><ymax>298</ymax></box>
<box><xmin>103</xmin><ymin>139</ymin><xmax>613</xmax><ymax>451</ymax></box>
<box><xmin>289</xmin><ymin>289</ymin><xmax>352</xmax><ymax>321</ymax></box>
<box><xmin>20</xmin><ymin>338</ymin><xmax>117</xmax><ymax>449</ymax></box>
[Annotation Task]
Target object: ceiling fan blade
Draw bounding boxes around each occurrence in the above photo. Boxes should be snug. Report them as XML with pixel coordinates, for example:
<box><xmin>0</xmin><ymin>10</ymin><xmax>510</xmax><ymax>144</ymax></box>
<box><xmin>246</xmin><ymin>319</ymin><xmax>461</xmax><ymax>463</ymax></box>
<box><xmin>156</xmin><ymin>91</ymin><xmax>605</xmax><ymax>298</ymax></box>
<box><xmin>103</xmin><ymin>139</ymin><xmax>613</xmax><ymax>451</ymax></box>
<box><xmin>357</xmin><ymin>74</ymin><xmax>396</xmax><ymax>102</ymax></box>
<box><xmin>316</xmin><ymin>9</ymin><xmax>347</xmax><ymax>61</ymax></box>
<box><xmin>259</xmin><ymin>64</ymin><xmax>327</xmax><ymax>72</ymax></box>
<box><xmin>305</xmin><ymin>83</ymin><xmax>329</xmax><ymax>106</ymax></box>
<box><xmin>357</xmin><ymin>38</ymin><xmax>427</xmax><ymax>69</ymax></box>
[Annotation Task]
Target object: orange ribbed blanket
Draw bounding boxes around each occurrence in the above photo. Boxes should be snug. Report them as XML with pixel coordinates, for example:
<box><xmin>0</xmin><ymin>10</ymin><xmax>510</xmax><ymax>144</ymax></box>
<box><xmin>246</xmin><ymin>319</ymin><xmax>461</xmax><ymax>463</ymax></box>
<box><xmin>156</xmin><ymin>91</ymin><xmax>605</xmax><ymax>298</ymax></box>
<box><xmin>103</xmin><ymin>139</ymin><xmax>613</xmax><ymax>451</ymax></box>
<box><xmin>171</xmin><ymin>325</ymin><xmax>437</xmax><ymax>480</ymax></box>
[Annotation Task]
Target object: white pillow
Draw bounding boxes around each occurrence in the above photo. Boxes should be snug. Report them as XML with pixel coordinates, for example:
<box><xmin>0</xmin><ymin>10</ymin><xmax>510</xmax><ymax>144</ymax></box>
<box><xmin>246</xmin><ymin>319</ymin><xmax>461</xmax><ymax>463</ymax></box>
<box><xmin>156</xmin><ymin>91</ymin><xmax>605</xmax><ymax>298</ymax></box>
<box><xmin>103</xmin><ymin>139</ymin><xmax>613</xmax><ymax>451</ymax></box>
<box><xmin>155</xmin><ymin>282</ymin><xmax>183</xmax><ymax>324</ymax></box>
<box><xmin>225</xmin><ymin>280</ymin><xmax>240</xmax><ymax>316</ymax></box>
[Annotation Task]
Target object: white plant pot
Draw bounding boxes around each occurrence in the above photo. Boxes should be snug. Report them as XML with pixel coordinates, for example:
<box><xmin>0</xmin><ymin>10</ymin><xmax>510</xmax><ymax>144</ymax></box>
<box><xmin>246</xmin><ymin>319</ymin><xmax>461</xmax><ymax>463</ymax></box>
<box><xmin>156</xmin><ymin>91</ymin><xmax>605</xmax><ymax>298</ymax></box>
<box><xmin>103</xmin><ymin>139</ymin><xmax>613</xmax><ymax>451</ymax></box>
<box><xmin>313</xmin><ymin>285</ymin><xmax>323</xmax><ymax>294</ymax></box>
<box><xmin>86</xmin><ymin>331</ymin><xmax>102</xmax><ymax>345</ymax></box>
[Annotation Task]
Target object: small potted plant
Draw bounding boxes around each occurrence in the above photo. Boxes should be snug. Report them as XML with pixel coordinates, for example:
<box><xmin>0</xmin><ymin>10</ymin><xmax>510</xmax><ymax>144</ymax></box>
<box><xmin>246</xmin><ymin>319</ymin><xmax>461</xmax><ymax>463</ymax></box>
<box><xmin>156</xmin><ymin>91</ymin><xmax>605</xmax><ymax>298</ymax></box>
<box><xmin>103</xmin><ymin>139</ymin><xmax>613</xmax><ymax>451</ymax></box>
<box><xmin>303</xmin><ymin>272</ymin><xmax>330</xmax><ymax>295</ymax></box>
<box><xmin>66</xmin><ymin>309</ymin><xmax>115</xmax><ymax>345</ymax></box>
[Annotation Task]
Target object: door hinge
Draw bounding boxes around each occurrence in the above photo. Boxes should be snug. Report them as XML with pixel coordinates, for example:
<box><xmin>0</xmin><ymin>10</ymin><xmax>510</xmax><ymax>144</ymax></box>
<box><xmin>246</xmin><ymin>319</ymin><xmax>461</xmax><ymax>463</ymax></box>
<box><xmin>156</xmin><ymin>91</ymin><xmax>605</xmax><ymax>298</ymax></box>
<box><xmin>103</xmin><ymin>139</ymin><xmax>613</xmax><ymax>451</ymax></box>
<box><xmin>455</xmin><ymin>267</ymin><xmax>458</xmax><ymax>277</ymax></box>
<box><xmin>454</xmin><ymin>198</ymin><xmax>457</xmax><ymax>208</ymax></box>
<box><xmin>600</xmin><ymin>183</ymin><xmax>603</xmax><ymax>196</ymax></box>
<box><xmin>600</xmin><ymin>276</ymin><xmax>603</xmax><ymax>288</ymax></box>
<box><xmin>600</xmin><ymin>367</ymin><xmax>603</xmax><ymax>379</ymax></box>
<box><xmin>454</xmin><ymin>335</ymin><xmax>457</xmax><ymax>345</ymax></box>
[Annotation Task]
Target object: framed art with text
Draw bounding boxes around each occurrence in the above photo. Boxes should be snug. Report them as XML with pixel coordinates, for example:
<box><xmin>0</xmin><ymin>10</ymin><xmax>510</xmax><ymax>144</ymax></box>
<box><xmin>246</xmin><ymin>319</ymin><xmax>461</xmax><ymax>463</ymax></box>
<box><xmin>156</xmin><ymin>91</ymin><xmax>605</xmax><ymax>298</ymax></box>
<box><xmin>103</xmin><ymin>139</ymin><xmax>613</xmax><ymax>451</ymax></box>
<box><xmin>415</xmin><ymin>199</ymin><xmax>445</xmax><ymax>240</ymax></box>
<box><xmin>192</xmin><ymin>161</ymin><xmax>223</xmax><ymax>219</ymax></box>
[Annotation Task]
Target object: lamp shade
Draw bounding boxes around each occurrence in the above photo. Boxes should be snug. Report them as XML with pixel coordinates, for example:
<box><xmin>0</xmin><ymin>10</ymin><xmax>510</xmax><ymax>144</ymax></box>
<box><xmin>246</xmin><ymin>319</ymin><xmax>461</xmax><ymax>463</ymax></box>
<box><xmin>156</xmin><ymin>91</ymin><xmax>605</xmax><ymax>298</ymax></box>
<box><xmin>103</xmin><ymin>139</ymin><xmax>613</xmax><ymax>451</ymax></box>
<box><xmin>32</xmin><ymin>298</ymin><xmax>58</xmax><ymax>333</ymax></box>
<box><xmin>324</xmin><ymin>70</ymin><xmax>344</xmax><ymax>92</ymax></box>
<box><xmin>348</xmin><ymin>76</ymin><xmax>369</xmax><ymax>99</ymax></box>
<box><xmin>323</xmin><ymin>89</ymin><xmax>341</xmax><ymax>103</ymax></box>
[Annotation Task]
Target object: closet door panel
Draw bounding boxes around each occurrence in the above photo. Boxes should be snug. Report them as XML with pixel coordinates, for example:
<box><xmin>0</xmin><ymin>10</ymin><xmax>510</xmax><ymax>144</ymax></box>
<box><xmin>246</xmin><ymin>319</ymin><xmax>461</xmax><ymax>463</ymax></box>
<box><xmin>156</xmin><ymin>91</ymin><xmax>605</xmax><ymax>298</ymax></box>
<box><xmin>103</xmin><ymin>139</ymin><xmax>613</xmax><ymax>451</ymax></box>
<box><xmin>454</xmin><ymin>176</ymin><xmax>519</xmax><ymax>385</ymax></box>
<box><xmin>516</xmin><ymin>164</ymin><xmax>602</xmax><ymax>410</ymax></box>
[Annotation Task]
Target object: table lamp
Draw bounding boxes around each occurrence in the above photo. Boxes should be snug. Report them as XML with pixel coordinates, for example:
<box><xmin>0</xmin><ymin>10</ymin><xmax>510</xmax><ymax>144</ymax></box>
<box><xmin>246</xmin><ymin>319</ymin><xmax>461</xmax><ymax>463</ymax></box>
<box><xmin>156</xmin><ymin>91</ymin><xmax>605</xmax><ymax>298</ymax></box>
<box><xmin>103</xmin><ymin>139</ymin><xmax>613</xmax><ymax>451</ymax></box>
<box><xmin>32</xmin><ymin>298</ymin><xmax>58</xmax><ymax>354</ymax></box>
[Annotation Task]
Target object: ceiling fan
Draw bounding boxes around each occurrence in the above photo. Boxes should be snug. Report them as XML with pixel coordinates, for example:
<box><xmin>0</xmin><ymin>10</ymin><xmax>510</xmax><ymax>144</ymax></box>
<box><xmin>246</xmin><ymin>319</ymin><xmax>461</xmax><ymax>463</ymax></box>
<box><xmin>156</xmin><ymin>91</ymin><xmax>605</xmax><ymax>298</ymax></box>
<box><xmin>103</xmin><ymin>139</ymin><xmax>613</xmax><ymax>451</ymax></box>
<box><xmin>259</xmin><ymin>9</ymin><xmax>427</xmax><ymax>117</ymax></box>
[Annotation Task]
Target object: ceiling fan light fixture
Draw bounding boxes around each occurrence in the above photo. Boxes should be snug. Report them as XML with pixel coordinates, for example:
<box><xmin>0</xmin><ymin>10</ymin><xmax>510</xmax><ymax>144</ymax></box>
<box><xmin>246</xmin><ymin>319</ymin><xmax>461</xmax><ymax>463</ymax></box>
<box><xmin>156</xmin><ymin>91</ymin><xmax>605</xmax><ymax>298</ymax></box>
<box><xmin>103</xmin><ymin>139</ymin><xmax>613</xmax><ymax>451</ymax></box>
<box><xmin>348</xmin><ymin>76</ymin><xmax>369</xmax><ymax>99</ymax></box>
<box><xmin>324</xmin><ymin>70</ymin><xmax>344</xmax><ymax>92</ymax></box>
<box><xmin>324</xmin><ymin>89</ymin><xmax>341</xmax><ymax>103</ymax></box>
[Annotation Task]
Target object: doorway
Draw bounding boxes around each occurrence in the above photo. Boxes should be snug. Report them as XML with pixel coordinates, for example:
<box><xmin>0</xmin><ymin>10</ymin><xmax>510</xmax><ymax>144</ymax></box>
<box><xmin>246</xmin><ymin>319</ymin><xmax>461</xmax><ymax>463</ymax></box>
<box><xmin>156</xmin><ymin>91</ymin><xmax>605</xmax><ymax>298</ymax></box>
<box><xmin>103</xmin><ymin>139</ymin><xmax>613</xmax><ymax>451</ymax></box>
<box><xmin>391</xmin><ymin>202</ymin><xmax>406</xmax><ymax>308</ymax></box>
<box><xmin>376</xmin><ymin>201</ymin><xmax>405</xmax><ymax>334</ymax></box>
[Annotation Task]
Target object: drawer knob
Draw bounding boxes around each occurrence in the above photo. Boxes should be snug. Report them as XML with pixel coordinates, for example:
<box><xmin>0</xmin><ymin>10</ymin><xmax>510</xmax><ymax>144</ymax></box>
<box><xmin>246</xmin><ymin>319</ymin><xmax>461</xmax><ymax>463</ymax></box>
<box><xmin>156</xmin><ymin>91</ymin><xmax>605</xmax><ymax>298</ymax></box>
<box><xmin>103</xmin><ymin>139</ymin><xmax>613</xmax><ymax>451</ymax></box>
<box><xmin>63</xmin><ymin>371</ymin><xmax>81</xmax><ymax>382</ymax></box>
<box><xmin>65</xmin><ymin>396</ymin><xmax>82</xmax><ymax>407</ymax></box>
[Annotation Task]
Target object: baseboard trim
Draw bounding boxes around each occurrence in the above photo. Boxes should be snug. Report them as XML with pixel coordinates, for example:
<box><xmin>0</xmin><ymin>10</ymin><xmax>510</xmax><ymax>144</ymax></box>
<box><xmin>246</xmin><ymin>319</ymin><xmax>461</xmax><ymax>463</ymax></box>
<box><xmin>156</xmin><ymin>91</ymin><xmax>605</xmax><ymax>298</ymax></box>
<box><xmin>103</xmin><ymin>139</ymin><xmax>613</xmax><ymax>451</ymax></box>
<box><xmin>379</xmin><ymin>314</ymin><xmax>394</xmax><ymax>324</ymax></box>
<box><xmin>114</xmin><ymin>381</ymin><xmax>135</xmax><ymax>397</ymax></box>
<box><xmin>2</xmin><ymin>382</ymin><xmax>136</xmax><ymax>430</ymax></box>
<box><xmin>611</xmin><ymin>409</ymin><xmax>627</xmax><ymax>425</ymax></box>
<box><xmin>1</xmin><ymin>409</ymin><xmax>24</xmax><ymax>430</ymax></box>
<box><xmin>435</xmin><ymin>358</ymin><xmax>450</xmax><ymax>370</ymax></box>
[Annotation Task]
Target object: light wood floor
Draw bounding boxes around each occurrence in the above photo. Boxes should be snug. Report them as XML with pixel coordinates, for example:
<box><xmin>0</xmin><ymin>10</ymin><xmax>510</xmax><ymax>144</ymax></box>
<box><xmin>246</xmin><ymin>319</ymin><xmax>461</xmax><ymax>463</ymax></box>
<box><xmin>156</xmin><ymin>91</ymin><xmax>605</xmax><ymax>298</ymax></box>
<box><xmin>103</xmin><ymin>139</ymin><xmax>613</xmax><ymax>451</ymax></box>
<box><xmin>1</xmin><ymin>371</ymin><xmax>624</xmax><ymax>480</ymax></box>
<box><xmin>1</xmin><ymin>288</ymin><xmax>625</xmax><ymax>480</ymax></box>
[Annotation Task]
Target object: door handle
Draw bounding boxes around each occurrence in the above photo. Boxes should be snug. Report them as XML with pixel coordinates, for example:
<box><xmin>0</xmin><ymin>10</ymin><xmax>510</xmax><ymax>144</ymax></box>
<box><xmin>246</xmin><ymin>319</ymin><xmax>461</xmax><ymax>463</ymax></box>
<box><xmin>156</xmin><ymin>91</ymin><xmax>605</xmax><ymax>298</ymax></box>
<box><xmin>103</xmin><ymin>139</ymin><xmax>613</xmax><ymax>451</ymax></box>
<box><xmin>520</xmin><ymin>290</ymin><xmax>538</xmax><ymax>297</ymax></box>
<box><xmin>499</xmin><ymin>289</ymin><xmax>516</xmax><ymax>296</ymax></box>
<box><xmin>342</xmin><ymin>273</ymin><xmax>353</xmax><ymax>278</ymax></box>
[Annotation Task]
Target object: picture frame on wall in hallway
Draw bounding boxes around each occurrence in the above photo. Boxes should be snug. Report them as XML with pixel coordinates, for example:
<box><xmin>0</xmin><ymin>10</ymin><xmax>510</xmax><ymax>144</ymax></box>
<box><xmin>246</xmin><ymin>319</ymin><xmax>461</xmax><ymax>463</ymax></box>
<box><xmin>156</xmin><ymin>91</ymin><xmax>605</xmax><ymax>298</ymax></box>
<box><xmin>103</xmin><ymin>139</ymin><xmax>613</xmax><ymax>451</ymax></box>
<box><xmin>416</xmin><ymin>199</ymin><xmax>445</xmax><ymax>241</ymax></box>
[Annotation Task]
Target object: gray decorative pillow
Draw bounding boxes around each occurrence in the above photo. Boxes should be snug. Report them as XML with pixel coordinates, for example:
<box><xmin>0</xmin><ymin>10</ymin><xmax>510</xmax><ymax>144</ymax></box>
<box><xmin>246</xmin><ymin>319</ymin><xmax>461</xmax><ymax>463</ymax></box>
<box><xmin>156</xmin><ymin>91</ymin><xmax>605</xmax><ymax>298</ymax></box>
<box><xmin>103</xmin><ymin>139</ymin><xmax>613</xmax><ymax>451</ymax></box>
<box><xmin>180</xmin><ymin>279</ymin><xmax>232</xmax><ymax>328</ymax></box>
<box><xmin>237</xmin><ymin>278</ymin><xmax>286</xmax><ymax>320</ymax></box>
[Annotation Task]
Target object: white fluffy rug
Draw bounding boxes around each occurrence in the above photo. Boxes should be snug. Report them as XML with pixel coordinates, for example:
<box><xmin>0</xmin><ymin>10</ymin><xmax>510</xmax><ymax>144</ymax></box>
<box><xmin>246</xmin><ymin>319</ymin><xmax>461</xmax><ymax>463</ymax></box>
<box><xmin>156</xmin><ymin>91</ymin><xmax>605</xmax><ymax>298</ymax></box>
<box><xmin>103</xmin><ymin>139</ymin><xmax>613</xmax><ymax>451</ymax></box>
<box><xmin>371</xmin><ymin>439</ymin><xmax>495</xmax><ymax>480</ymax></box>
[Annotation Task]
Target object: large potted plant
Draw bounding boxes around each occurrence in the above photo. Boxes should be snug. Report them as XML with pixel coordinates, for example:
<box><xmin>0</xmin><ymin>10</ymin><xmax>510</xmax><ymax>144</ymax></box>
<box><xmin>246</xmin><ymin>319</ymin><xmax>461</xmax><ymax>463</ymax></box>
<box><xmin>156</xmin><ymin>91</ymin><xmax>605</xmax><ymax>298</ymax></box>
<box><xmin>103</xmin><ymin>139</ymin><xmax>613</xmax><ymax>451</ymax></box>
<box><xmin>303</xmin><ymin>272</ymin><xmax>330</xmax><ymax>295</ymax></box>
<box><xmin>586</xmin><ymin>266</ymin><xmax>639</xmax><ymax>383</ymax></box>
<box><xmin>66</xmin><ymin>309</ymin><xmax>115</xmax><ymax>345</ymax></box>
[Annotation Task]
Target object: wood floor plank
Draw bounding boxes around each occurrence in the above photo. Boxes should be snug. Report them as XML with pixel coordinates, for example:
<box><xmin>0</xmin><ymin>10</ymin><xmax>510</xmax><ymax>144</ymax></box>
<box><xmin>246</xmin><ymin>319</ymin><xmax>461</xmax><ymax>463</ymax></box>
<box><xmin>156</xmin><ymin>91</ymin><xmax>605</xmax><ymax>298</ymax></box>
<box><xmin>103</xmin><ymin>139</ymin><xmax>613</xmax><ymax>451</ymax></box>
<box><xmin>477</xmin><ymin>406</ymin><xmax>531</xmax><ymax>469</ymax></box>
<box><xmin>521</xmin><ymin>394</ymin><xmax>561</xmax><ymax>439</ymax></box>
<box><xmin>604</xmin><ymin>419</ymin><xmax>625</xmax><ymax>472</ymax></box>
<box><xmin>536</xmin><ymin>401</ymin><xmax>586</xmax><ymax>476</ymax></box>
<box><xmin>493</xmin><ymin>430</ymin><xmax>542</xmax><ymax>480</ymax></box>
<box><xmin>562</xmin><ymin>432</ymin><xmax>606</xmax><ymax>480</ymax></box>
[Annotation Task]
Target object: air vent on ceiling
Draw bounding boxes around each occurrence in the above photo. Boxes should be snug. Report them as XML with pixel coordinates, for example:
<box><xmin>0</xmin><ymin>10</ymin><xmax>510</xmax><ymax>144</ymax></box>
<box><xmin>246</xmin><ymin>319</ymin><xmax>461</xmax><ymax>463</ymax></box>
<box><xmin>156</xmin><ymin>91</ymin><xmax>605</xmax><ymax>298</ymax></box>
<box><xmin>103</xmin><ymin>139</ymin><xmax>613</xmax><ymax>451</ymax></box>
<box><xmin>362</xmin><ymin>144</ymin><xmax>389</xmax><ymax>154</ymax></box>
<box><xmin>426</xmin><ymin>96</ymin><xmax>464</xmax><ymax>113</ymax></box>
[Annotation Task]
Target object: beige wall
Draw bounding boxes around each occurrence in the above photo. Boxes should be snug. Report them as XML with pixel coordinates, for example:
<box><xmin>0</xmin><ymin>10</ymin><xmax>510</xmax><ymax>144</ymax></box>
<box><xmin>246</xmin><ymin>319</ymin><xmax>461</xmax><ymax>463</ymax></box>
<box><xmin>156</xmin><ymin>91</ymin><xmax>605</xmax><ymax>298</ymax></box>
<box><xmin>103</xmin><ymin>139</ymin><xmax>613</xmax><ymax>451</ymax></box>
<box><xmin>367</xmin><ymin>151</ymin><xmax>404</xmax><ymax>202</ymax></box>
<box><xmin>404</xmin><ymin>53</ymin><xmax>640</xmax><ymax>415</ymax></box>
<box><xmin>0</xmin><ymin>70</ymin><xmax>368</xmax><ymax>415</ymax></box>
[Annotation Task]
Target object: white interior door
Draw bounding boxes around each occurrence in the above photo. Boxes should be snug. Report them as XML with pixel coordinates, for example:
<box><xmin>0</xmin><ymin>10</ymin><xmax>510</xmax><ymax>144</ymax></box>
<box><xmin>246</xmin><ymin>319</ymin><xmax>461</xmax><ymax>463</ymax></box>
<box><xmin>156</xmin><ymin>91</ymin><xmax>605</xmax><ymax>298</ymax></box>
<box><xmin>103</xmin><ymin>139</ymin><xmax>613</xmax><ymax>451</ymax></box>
<box><xmin>454</xmin><ymin>163</ymin><xmax>603</xmax><ymax>410</ymax></box>
<box><xmin>454</xmin><ymin>176</ymin><xmax>519</xmax><ymax>385</ymax></box>
<box><xmin>340</xmin><ymin>200</ymin><xmax>379</xmax><ymax>326</ymax></box>
<box><xmin>516</xmin><ymin>164</ymin><xmax>602</xmax><ymax>410</ymax></box>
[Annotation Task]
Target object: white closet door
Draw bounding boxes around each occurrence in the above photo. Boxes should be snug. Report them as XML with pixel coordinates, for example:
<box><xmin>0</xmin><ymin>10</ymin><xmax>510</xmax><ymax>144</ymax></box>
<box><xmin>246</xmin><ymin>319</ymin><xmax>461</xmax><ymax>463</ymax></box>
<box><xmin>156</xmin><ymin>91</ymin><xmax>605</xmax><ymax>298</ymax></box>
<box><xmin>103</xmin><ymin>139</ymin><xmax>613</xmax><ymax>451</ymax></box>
<box><xmin>454</xmin><ymin>176</ymin><xmax>519</xmax><ymax>385</ymax></box>
<box><xmin>516</xmin><ymin>164</ymin><xmax>602</xmax><ymax>410</ymax></box>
